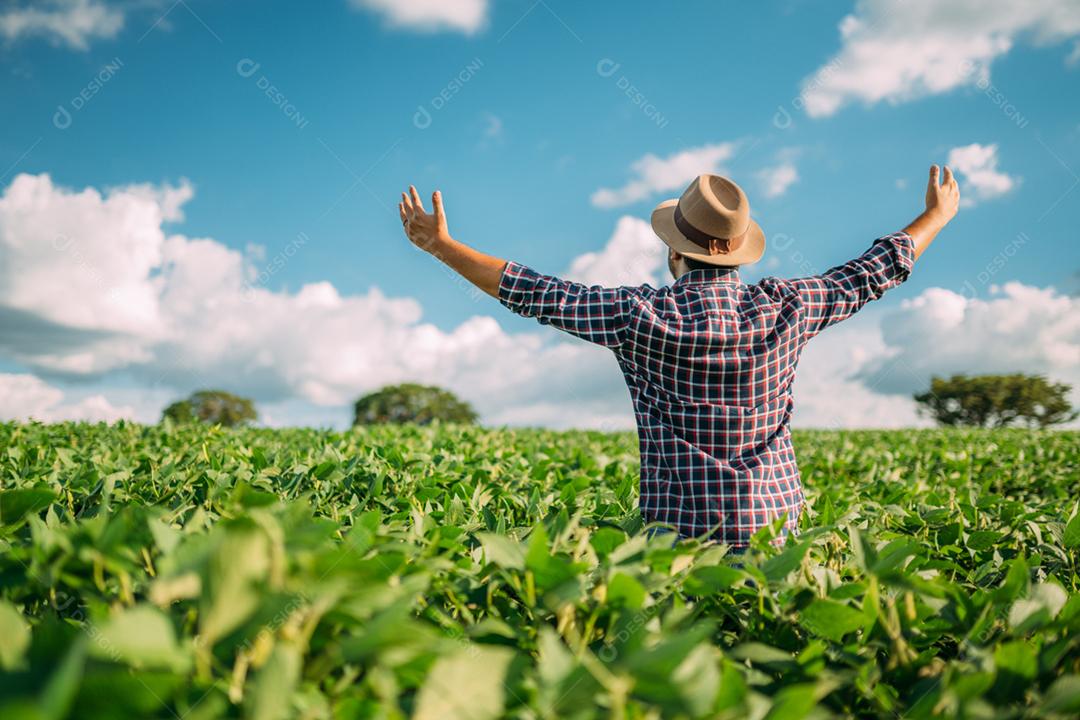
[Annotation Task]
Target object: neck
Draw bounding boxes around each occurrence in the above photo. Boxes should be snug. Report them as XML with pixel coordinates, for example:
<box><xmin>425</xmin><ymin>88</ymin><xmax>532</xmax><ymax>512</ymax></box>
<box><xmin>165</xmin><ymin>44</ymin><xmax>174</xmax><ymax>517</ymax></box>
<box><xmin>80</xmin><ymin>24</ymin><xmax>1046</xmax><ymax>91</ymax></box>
<box><xmin>676</xmin><ymin>263</ymin><xmax>739</xmax><ymax>280</ymax></box>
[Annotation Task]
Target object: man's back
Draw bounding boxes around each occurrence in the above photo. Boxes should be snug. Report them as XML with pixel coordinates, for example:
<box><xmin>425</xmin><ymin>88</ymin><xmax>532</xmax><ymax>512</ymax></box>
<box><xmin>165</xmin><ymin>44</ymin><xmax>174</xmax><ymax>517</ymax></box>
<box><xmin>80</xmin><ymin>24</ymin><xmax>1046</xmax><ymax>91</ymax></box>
<box><xmin>618</xmin><ymin>268</ymin><xmax>806</xmax><ymax>545</ymax></box>
<box><xmin>499</xmin><ymin>232</ymin><xmax>915</xmax><ymax>544</ymax></box>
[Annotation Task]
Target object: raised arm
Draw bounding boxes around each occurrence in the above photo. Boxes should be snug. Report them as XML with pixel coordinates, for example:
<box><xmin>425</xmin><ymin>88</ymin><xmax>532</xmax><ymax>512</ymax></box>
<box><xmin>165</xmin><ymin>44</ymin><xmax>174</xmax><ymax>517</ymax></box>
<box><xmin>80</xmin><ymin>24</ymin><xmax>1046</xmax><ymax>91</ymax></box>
<box><xmin>788</xmin><ymin>165</ymin><xmax>959</xmax><ymax>339</ymax></box>
<box><xmin>399</xmin><ymin>185</ymin><xmax>505</xmax><ymax>297</ymax></box>
<box><xmin>399</xmin><ymin>185</ymin><xmax>643</xmax><ymax>348</ymax></box>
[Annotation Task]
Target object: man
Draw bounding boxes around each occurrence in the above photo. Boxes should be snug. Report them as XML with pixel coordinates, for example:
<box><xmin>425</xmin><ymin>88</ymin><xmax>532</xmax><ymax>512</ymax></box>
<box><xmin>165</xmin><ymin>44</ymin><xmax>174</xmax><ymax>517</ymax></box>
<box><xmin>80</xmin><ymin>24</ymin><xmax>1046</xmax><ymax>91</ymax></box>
<box><xmin>398</xmin><ymin>166</ymin><xmax>959</xmax><ymax>548</ymax></box>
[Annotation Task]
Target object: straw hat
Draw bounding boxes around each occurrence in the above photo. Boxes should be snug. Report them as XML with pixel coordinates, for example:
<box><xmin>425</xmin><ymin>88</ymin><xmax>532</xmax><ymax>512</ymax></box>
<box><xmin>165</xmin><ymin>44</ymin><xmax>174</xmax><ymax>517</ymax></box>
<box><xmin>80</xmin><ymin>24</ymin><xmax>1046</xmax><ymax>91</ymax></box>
<box><xmin>651</xmin><ymin>174</ymin><xmax>765</xmax><ymax>266</ymax></box>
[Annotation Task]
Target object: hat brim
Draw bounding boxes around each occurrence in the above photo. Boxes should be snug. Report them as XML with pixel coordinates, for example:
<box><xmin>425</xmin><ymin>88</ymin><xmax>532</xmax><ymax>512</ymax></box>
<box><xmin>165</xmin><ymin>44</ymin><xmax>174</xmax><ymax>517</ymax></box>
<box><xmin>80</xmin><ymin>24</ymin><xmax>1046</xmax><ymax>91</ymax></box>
<box><xmin>651</xmin><ymin>199</ymin><xmax>766</xmax><ymax>266</ymax></box>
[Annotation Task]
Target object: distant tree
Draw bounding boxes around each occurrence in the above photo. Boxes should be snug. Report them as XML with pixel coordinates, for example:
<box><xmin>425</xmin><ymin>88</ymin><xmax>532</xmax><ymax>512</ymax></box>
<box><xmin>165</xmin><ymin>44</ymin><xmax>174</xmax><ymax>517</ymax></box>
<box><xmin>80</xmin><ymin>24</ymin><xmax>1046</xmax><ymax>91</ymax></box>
<box><xmin>353</xmin><ymin>384</ymin><xmax>478</xmax><ymax>426</ymax></box>
<box><xmin>162</xmin><ymin>390</ymin><xmax>257</xmax><ymax>427</ymax></box>
<box><xmin>914</xmin><ymin>374</ymin><xmax>1076</xmax><ymax>428</ymax></box>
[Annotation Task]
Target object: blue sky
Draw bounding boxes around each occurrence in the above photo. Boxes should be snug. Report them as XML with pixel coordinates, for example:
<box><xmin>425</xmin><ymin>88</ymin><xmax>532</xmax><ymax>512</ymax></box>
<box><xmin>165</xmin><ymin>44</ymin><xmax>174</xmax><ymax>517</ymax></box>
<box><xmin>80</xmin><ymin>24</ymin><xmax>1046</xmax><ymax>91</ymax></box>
<box><xmin>0</xmin><ymin>0</ymin><xmax>1078</xmax><ymax>428</ymax></box>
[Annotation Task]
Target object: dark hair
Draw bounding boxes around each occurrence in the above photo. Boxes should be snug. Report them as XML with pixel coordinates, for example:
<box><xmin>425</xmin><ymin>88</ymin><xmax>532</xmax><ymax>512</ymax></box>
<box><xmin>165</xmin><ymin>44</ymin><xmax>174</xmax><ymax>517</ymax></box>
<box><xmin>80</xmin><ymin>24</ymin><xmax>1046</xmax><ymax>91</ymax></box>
<box><xmin>684</xmin><ymin>256</ymin><xmax>738</xmax><ymax>272</ymax></box>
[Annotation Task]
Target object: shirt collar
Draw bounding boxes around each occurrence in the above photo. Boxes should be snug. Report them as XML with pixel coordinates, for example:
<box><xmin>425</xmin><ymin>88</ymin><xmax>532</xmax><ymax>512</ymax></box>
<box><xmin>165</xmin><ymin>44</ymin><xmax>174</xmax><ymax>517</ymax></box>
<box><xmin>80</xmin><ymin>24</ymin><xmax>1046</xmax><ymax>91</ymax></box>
<box><xmin>674</xmin><ymin>267</ymin><xmax>742</xmax><ymax>286</ymax></box>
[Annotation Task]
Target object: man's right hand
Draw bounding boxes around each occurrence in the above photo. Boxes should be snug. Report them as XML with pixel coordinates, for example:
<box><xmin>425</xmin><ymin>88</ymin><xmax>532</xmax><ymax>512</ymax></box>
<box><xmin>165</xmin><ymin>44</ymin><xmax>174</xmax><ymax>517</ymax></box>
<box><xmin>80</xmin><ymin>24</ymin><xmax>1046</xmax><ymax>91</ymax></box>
<box><xmin>399</xmin><ymin>185</ymin><xmax>451</xmax><ymax>252</ymax></box>
<box><xmin>925</xmin><ymin>164</ymin><xmax>960</xmax><ymax>225</ymax></box>
<box><xmin>396</xmin><ymin>185</ymin><xmax>507</xmax><ymax>298</ymax></box>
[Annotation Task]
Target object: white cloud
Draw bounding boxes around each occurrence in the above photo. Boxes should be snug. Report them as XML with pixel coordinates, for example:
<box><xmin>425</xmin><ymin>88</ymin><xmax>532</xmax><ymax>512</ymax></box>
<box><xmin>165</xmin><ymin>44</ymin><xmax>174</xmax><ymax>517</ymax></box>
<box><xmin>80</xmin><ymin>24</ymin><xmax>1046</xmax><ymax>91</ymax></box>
<box><xmin>790</xmin><ymin>281</ymin><xmax>1079</xmax><ymax>427</ymax></box>
<box><xmin>757</xmin><ymin>162</ymin><xmax>799</xmax><ymax>199</ymax></box>
<box><xmin>0</xmin><ymin>173</ymin><xmax>182</xmax><ymax>375</ymax></box>
<box><xmin>591</xmin><ymin>143</ymin><xmax>736</xmax><ymax>208</ymax></box>
<box><xmin>347</xmin><ymin>0</ymin><xmax>488</xmax><ymax>34</ymax></box>
<box><xmin>860</xmin><ymin>283</ymin><xmax>1080</xmax><ymax>398</ymax></box>
<box><xmin>0</xmin><ymin>372</ymin><xmax>134</xmax><ymax>423</ymax></box>
<box><xmin>947</xmin><ymin>143</ymin><xmax>1017</xmax><ymax>205</ymax></box>
<box><xmin>3</xmin><ymin>173</ymin><xmax>1074</xmax><ymax>430</ymax></box>
<box><xmin>486</xmin><ymin>399</ymin><xmax>634</xmax><ymax>432</ymax></box>
<box><xmin>792</xmin><ymin>318</ymin><xmax>928</xmax><ymax>428</ymax></box>
<box><xmin>563</xmin><ymin>216</ymin><xmax>666</xmax><ymax>288</ymax></box>
<box><xmin>0</xmin><ymin>173</ymin><xmax>627</xmax><ymax>427</ymax></box>
<box><xmin>0</xmin><ymin>0</ymin><xmax>124</xmax><ymax>50</ymax></box>
<box><xmin>802</xmin><ymin>0</ymin><xmax>1080</xmax><ymax>117</ymax></box>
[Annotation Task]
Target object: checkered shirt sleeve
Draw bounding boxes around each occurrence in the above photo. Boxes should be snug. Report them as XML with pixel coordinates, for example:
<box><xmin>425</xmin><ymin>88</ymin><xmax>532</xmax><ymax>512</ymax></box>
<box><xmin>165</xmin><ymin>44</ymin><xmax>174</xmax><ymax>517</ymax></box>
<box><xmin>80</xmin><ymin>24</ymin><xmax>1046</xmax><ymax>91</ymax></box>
<box><xmin>497</xmin><ymin>261</ymin><xmax>646</xmax><ymax>348</ymax></box>
<box><xmin>788</xmin><ymin>232</ymin><xmax>915</xmax><ymax>339</ymax></box>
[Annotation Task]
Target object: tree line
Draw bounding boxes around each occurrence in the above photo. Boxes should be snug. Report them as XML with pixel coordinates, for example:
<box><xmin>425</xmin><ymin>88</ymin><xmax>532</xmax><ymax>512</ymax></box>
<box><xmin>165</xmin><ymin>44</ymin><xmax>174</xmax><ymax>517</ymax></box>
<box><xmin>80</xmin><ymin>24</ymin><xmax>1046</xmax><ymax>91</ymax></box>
<box><xmin>161</xmin><ymin>374</ymin><xmax>1075</xmax><ymax>428</ymax></box>
<box><xmin>162</xmin><ymin>384</ymin><xmax>478</xmax><ymax>427</ymax></box>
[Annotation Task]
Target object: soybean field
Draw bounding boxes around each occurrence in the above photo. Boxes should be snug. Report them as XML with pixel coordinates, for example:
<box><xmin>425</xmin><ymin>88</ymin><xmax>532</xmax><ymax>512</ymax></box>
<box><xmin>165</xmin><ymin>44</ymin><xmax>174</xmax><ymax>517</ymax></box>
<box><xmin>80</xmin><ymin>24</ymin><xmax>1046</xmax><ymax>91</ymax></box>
<box><xmin>0</xmin><ymin>423</ymin><xmax>1078</xmax><ymax>719</ymax></box>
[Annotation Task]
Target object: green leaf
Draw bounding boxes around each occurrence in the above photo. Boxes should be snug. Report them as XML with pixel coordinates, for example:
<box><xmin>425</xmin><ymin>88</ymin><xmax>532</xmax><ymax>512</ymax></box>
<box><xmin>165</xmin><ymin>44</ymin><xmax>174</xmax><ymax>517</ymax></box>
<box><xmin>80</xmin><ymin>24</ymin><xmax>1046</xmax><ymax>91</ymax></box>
<box><xmin>149</xmin><ymin>572</ymin><xmax>201</xmax><ymax>607</ymax></box>
<box><xmin>245</xmin><ymin>640</ymin><xmax>302</xmax><ymax>720</ymax></box>
<box><xmin>232</xmin><ymin>482</ymin><xmax>278</xmax><ymax>508</ymax></box>
<box><xmin>68</xmin><ymin>665</ymin><xmax>180</xmax><ymax>716</ymax></box>
<box><xmin>799</xmin><ymin>599</ymin><xmax>866</xmax><ymax>642</ymax></box>
<box><xmin>413</xmin><ymin>645</ymin><xmax>515</xmax><ymax>720</ymax></box>
<box><xmin>525</xmin><ymin>525</ymin><xmax>580</xmax><ymax>593</ymax></box>
<box><xmin>1059</xmin><ymin>594</ymin><xmax>1080</xmax><ymax>625</ymax></box>
<box><xmin>818</xmin><ymin>493</ymin><xmax>837</xmax><ymax>526</ymax></box>
<box><xmin>715</xmin><ymin>659</ymin><xmax>748</xmax><ymax>711</ymax></box>
<box><xmin>148</xmin><ymin>517</ymin><xmax>181</xmax><ymax>554</ymax></box>
<box><xmin>1063</xmin><ymin>508</ymin><xmax>1080</xmax><ymax>548</ymax></box>
<box><xmin>0</xmin><ymin>601</ymin><xmax>30</xmax><ymax>670</ymax></box>
<box><xmin>993</xmin><ymin>557</ymin><xmax>1030</xmax><ymax>604</ymax></box>
<box><xmin>0</xmin><ymin>487</ymin><xmax>56</xmax><ymax>527</ymax></box>
<box><xmin>764</xmin><ymin>683</ymin><xmax>817</xmax><ymax>720</ymax></box>
<box><xmin>966</xmin><ymin>530</ymin><xmax>1002</xmax><ymax>552</ymax></box>
<box><xmin>536</xmin><ymin>627</ymin><xmax>573</xmax><ymax>685</ymax></box>
<box><xmin>524</xmin><ymin>523</ymin><xmax>551</xmax><ymax>570</ymax></box>
<box><xmin>993</xmin><ymin>640</ymin><xmax>1037</xmax><ymax>702</ymax></box>
<box><xmin>761</xmin><ymin>541</ymin><xmax>810</xmax><ymax>583</ymax></box>
<box><xmin>476</xmin><ymin>532</ymin><xmax>525</xmax><ymax>570</ymax></box>
<box><xmin>728</xmin><ymin>643</ymin><xmax>796</xmax><ymax>668</ymax></box>
<box><xmin>872</xmin><ymin>538</ymin><xmax>919</xmax><ymax>575</ymax></box>
<box><xmin>535</xmin><ymin>626</ymin><xmax>598</xmax><ymax>716</ymax></box>
<box><xmin>623</xmin><ymin>627</ymin><xmax>718</xmax><ymax>716</ymax></box>
<box><xmin>338</xmin><ymin>606</ymin><xmax>437</xmax><ymax>664</ymax></box>
<box><xmin>952</xmin><ymin>671</ymin><xmax>994</xmax><ymax>701</ymax></box>
<box><xmin>199</xmin><ymin>519</ymin><xmax>272</xmax><ymax>644</ymax></box>
<box><xmin>589</xmin><ymin>527</ymin><xmax>627</xmax><ymax>560</ymax></box>
<box><xmin>1009</xmin><ymin>582</ymin><xmax>1069</xmax><ymax>633</ymax></box>
<box><xmin>671</xmin><ymin>643</ymin><xmax>721</xmax><ymax>718</ymax></box>
<box><xmin>1042</xmin><ymin>675</ymin><xmax>1080</xmax><ymax>714</ymax></box>
<box><xmin>90</xmin><ymin>605</ymin><xmax>190</xmax><ymax>672</ymax></box>
<box><xmin>39</xmin><ymin>637</ymin><xmax>88</xmax><ymax>720</ymax></box>
<box><xmin>849</xmin><ymin>527</ymin><xmax>877</xmax><ymax>573</ymax></box>
<box><xmin>684</xmin><ymin>566</ymin><xmax>744</xmax><ymax>595</ymax></box>
<box><xmin>606</xmin><ymin>573</ymin><xmax>645</xmax><ymax>610</ymax></box>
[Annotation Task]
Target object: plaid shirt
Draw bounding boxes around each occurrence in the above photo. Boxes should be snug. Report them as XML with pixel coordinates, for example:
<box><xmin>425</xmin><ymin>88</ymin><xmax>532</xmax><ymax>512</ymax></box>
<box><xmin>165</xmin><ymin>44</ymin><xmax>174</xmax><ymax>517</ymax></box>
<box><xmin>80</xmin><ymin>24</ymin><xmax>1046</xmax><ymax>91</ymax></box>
<box><xmin>498</xmin><ymin>232</ymin><xmax>915</xmax><ymax>546</ymax></box>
